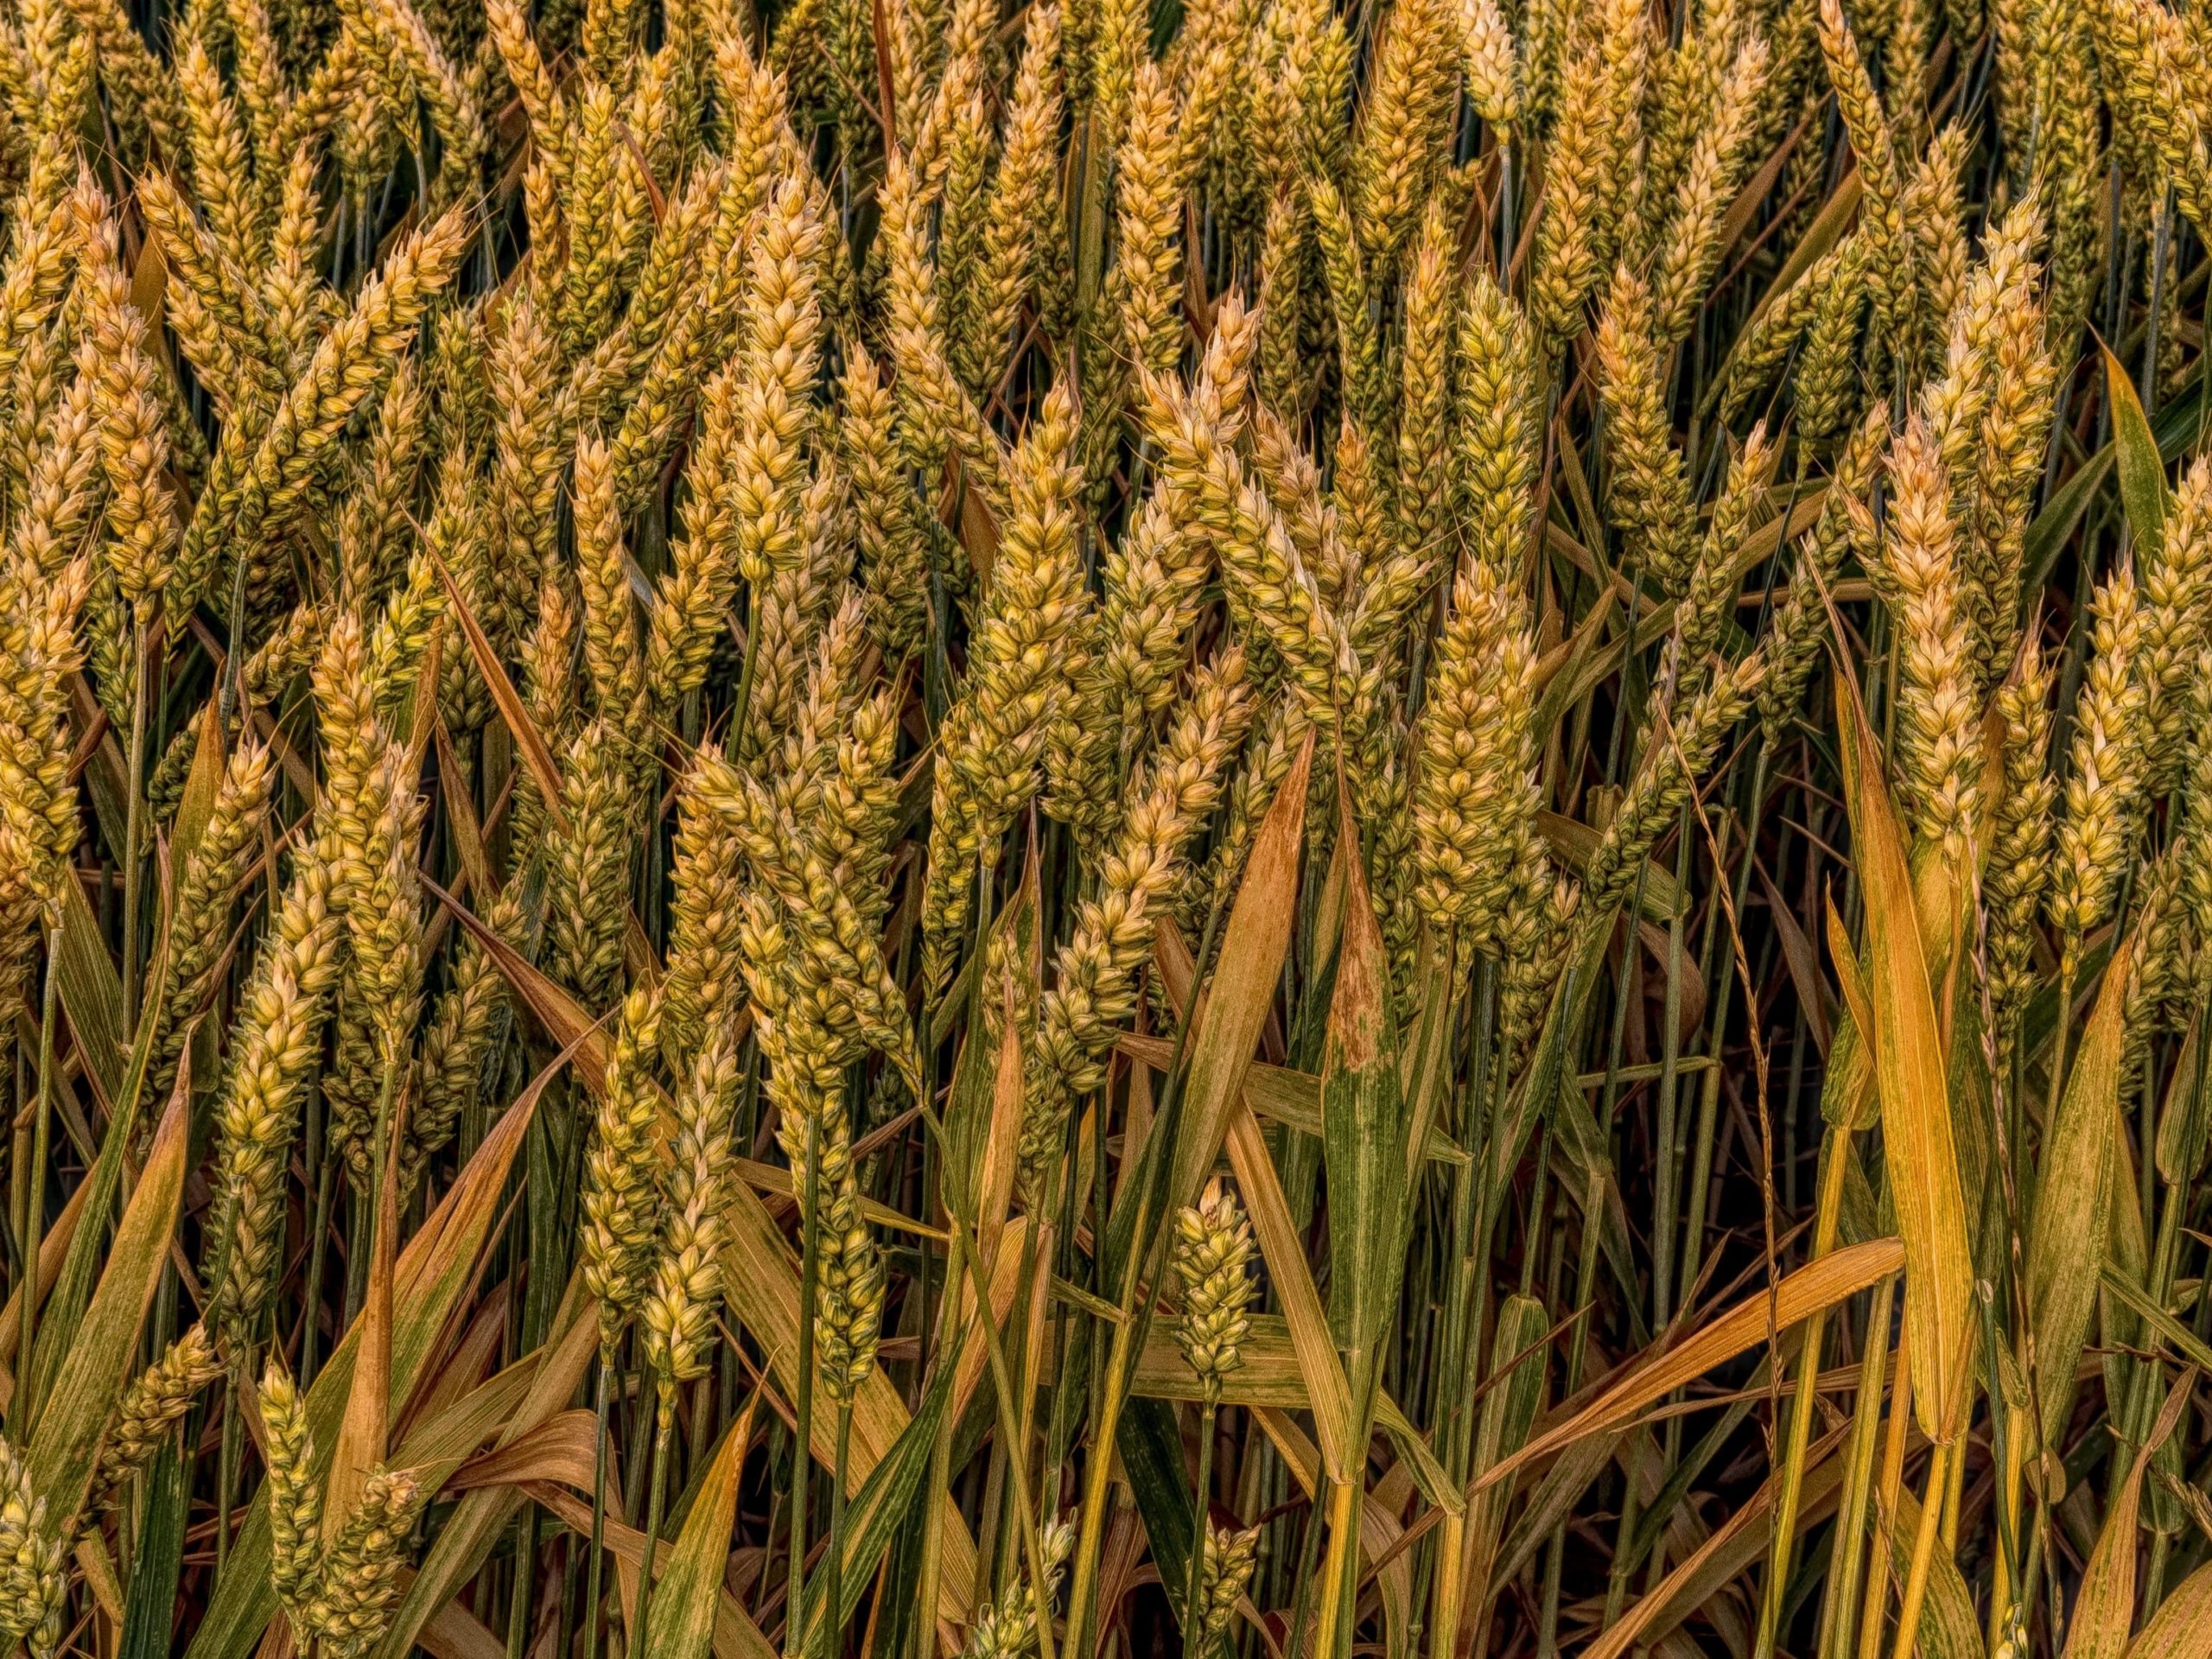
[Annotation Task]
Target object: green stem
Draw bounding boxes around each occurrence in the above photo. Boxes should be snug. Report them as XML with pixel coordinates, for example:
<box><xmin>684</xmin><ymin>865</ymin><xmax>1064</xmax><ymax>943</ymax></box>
<box><xmin>216</xmin><ymin>1370</ymin><xmax>244</xmax><ymax>1574</ymax></box>
<box><xmin>928</xmin><ymin>1126</ymin><xmax>1057</xmax><ymax>1659</ymax></box>
<box><xmin>14</xmin><ymin>919</ymin><xmax>59</xmax><ymax>1436</ymax></box>
<box><xmin>632</xmin><ymin>1403</ymin><xmax>673</xmax><ymax>1653</ymax></box>
<box><xmin>1186</xmin><ymin>1401</ymin><xmax>1217</xmax><ymax>1655</ymax></box>
<box><xmin>587</xmin><ymin>1358</ymin><xmax>612</xmax><ymax>1659</ymax></box>
<box><xmin>123</xmin><ymin>607</ymin><xmax>150</xmax><ymax>1034</ymax></box>
<box><xmin>787</xmin><ymin>1111</ymin><xmax>823</xmax><ymax>1657</ymax></box>
<box><xmin>912</xmin><ymin>1224</ymin><xmax>962</xmax><ymax>1659</ymax></box>
<box><xmin>1816</xmin><ymin>1274</ymin><xmax>1897</xmax><ymax>1659</ymax></box>
<box><xmin>1755</xmin><ymin>1129</ymin><xmax>1847</xmax><ymax>1659</ymax></box>
<box><xmin>821</xmin><ymin>1401</ymin><xmax>852</xmax><ymax>1659</ymax></box>
<box><xmin>300</xmin><ymin>1152</ymin><xmax>334</xmax><ymax>1389</ymax></box>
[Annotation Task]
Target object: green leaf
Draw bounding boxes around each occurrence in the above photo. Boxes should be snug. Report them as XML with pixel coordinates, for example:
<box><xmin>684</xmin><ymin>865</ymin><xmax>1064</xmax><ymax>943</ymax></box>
<box><xmin>1116</xmin><ymin>1398</ymin><xmax>1197</xmax><ymax>1636</ymax></box>
<box><xmin>119</xmin><ymin>1440</ymin><xmax>188</xmax><ymax>1659</ymax></box>
<box><xmin>26</xmin><ymin>1078</ymin><xmax>187</xmax><ymax>1535</ymax></box>
<box><xmin>798</xmin><ymin>1355</ymin><xmax>954</xmax><ymax>1647</ymax></box>
<box><xmin>2105</xmin><ymin>343</ymin><xmax>2169</xmax><ymax>556</ymax></box>
<box><xmin>1457</xmin><ymin>1294</ymin><xmax>1552</xmax><ymax>1623</ymax></box>
<box><xmin>167</xmin><ymin>699</ymin><xmax>228</xmax><ymax>881</ymax></box>
<box><xmin>645</xmin><ymin>1408</ymin><xmax>752</xmax><ymax>1659</ymax></box>
<box><xmin>56</xmin><ymin>875</ymin><xmax>126</xmax><ymax>1111</ymax></box>
<box><xmin>2026</xmin><ymin>932</ymin><xmax>2133</xmax><ymax>1451</ymax></box>
<box><xmin>1834</xmin><ymin>679</ymin><xmax>1973</xmax><ymax>1444</ymax></box>
<box><xmin>1319</xmin><ymin>783</ymin><xmax>1408</xmax><ymax>1432</ymax></box>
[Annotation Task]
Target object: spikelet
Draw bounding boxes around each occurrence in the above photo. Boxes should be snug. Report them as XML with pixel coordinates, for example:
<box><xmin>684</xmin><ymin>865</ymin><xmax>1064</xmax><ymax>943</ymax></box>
<box><xmin>149</xmin><ymin>739</ymin><xmax>276</xmax><ymax>1097</ymax></box>
<box><xmin>2096</xmin><ymin>0</ymin><xmax>2212</xmax><ymax>239</ymax></box>
<box><xmin>1310</xmin><ymin>176</ymin><xmax>1386</xmax><ymax>429</ymax></box>
<box><xmin>1583</xmin><ymin>652</ymin><xmax>1766</xmax><ymax>919</ymax></box>
<box><xmin>0</xmin><ymin>537</ymin><xmax>92</xmax><ymax>990</ymax></box>
<box><xmin>1197</xmin><ymin>1522</ymin><xmax>1262</xmax><ymax>1646</ymax></box>
<box><xmin>2048</xmin><ymin>564</ymin><xmax>2148</xmax><ymax>976</ymax></box>
<box><xmin>880</xmin><ymin>155</ymin><xmax>1009</xmax><ymax>524</ymax></box>
<box><xmin>1455</xmin><ymin>270</ymin><xmax>1539</xmax><ymax>578</ymax></box>
<box><xmin>261</xmin><ymin>1363</ymin><xmax>324</xmax><ymax>1618</ymax></box>
<box><xmin>1497</xmin><ymin>835</ymin><xmax>1579</xmax><ymax>1069</ymax></box>
<box><xmin>937</xmin><ymin>84</ymin><xmax>997</xmax><ymax>366</ymax></box>
<box><xmin>838</xmin><ymin>342</ymin><xmax>932</xmax><ymax>663</ymax></box>
<box><xmin>1097</xmin><ymin>60</ymin><xmax>1187</xmax><ymax>427</ymax></box>
<box><xmin>1962</xmin><ymin>223</ymin><xmax>2058</xmax><ymax>686</ymax></box>
<box><xmin>262</xmin><ymin>1344</ymin><xmax>429</xmax><ymax>1659</ymax></box>
<box><xmin>736</xmin><ymin>467</ymin><xmax>849</xmax><ymax>764</ymax></box>
<box><xmin>344</xmin><ymin>744</ymin><xmax>428</xmax><ymax>1084</ymax></box>
<box><xmin>1816</xmin><ymin>0</ymin><xmax>1925</xmax><ymax>381</ymax></box>
<box><xmin>641</xmin><ymin>1035</ymin><xmax>741</xmax><ymax>1410</ymax></box>
<box><xmin>642</xmin><ymin>359</ymin><xmax>746</xmax><ymax>709</ymax></box>
<box><xmin>1720</xmin><ymin>236</ymin><xmax>1849</xmax><ymax>426</ymax></box>
<box><xmin>1792</xmin><ymin>235</ymin><xmax>1872</xmax><ymax>451</ymax></box>
<box><xmin>0</xmin><ymin>1433</ymin><xmax>66</xmax><ymax>1659</ymax></box>
<box><xmin>1395</xmin><ymin>201</ymin><xmax>1455</xmax><ymax>569</ymax></box>
<box><xmin>1022</xmin><ymin>651</ymin><xmax>1251</xmax><ymax>1198</ymax></box>
<box><xmin>1459</xmin><ymin>0</ymin><xmax>1521</xmax><ymax>129</ymax></box>
<box><xmin>814</xmin><ymin>1104</ymin><xmax>887</xmax><ymax>1405</ymax></box>
<box><xmin>1648</xmin><ymin>33</ymin><xmax>1770</xmax><ymax>343</ymax></box>
<box><xmin>298</xmin><ymin>1466</ymin><xmax>427</xmax><ymax>1659</ymax></box>
<box><xmin>205</xmin><ymin>846</ymin><xmax>345</xmax><ymax>1350</ymax></box>
<box><xmin>920</xmin><ymin>385</ymin><xmax>1086</xmax><ymax>989</ymax></box>
<box><xmin>730</xmin><ymin>181</ymin><xmax>828</xmax><ymax>594</ymax></box>
<box><xmin>960</xmin><ymin>1518</ymin><xmax>1076</xmax><ymax>1659</ymax></box>
<box><xmin>1351</xmin><ymin>0</ymin><xmax>1459</xmax><ymax>264</ymax></box>
<box><xmin>90</xmin><ymin>1325</ymin><xmax>225</xmax><ymax>1510</ymax></box>
<box><xmin>662</xmin><ymin>764</ymin><xmax>751</xmax><ymax>1069</ymax></box>
<box><xmin>1172</xmin><ymin>1182</ymin><xmax>1258</xmax><ymax>1407</ymax></box>
<box><xmin>72</xmin><ymin>175</ymin><xmax>177</xmax><ymax>609</ymax></box>
<box><xmin>1141</xmin><ymin>300</ymin><xmax>1362</xmax><ymax>733</ymax></box>
<box><xmin>2179</xmin><ymin>656</ymin><xmax>2212</xmax><ymax>999</ymax></box>
<box><xmin>486</xmin><ymin>291</ymin><xmax>566</xmax><ymax>650</ymax></box>
<box><xmin>0</xmin><ymin>138</ymin><xmax>80</xmax><ymax>400</ymax></box>
<box><xmin>1087</xmin><ymin>0</ymin><xmax>1147</xmax><ymax>147</ymax></box>
<box><xmin>353</xmin><ymin>0</ymin><xmax>484</xmax><ymax>207</ymax></box>
<box><xmin>573</xmin><ymin>431</ymin><xmax>647</xmax><ymax>734</ymax></box>
<box><xmin>545</xmin><ymin>718</ymin><xmax>637</xmax><ymax>1009</ymax></box>
<box><xmin>257</xmin><ymin>147</ymin><xmax>325</xmax><ymax>383</ymax></box>
<box><xmin>1989</xmin><ymin>634</ymin><xmax>2056</xmax><ymax>1040</ymax></box>
<box><xmin>1670</xmin><ymin>429</ymin><xmax>1773</xmax><ymax>697</ymax></box>
<box><xmin>314</xmin><ymin>612</ymin><xmax>423</xmax><ymax>1179</ymax></box>
<box><xmin>1595</xmin><ymin>267</ymin><xmax>1696</xmax><ymax>596</ymax></box>
<box><xmin>1090</xmin><ymin>492</ymin><xmax>1205</xmax><ymax>744</ymax></box>
<box><xmin>488</xmin><ymin>0</ymin><xmax>570</xmax><ymax>175</ymax></box>
<box><xmin>581</xmin><ymin>988</ymin><xmax>668</xmax><ymax>1357</ymax></box>
<box><xmin>1414</xmin><ymin>560</ymin><xmax>1540</xmax><ymax>964</ymax></box>
<box><xmin>1529</xmin><ymin>43</ymin><xmax>1611</xmax><ymax>349</ymax></box>
<box><xmin>404</xmin><ymin>896</ymin><xmax>512</xmax><ymax>1198</ymax></box>
<box><xmin>1760</xmin><ymin>406</ymin><xmax>1888</xmax><ymax>741</ymax></box>
<box><xmin>721</xmin><ymin>612</ymin><xmax>918</xmax><ymax>1107</ymax></box>
<box><xmin>242</xmin><ymin>600</ymin><xmax>329</xmax><ymax>708</ymax></box>
<box><xmin>2138</xmin><ymin>458</ymin><xmax>2212</xmax><ymax>794</ymax></box>
<box><xmin>1256</xmin><ymin>185</ymin><xmax>1315</xmax><ymax>417</ymax></box>
<box><xmin>337</xmin><ymin>356</ymin><xmax>427</xmax><ymax>607</ymax></box>
<box><xmin>1869</xmin><ymin>416</ymin><xmax>1980</xmax><ymax>855</ymax></box>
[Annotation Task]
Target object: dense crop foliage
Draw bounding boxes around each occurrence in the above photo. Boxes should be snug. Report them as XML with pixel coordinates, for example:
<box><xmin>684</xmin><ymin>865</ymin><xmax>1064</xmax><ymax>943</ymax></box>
<box><xmin>5</xmin><ymin>1</ymin><xmax>2212</xmax><ymax>1657</ymax></box>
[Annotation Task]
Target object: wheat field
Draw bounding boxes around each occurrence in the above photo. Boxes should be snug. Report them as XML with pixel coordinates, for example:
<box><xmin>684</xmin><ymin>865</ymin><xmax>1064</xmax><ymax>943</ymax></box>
<box><xmin>0</xmin><ymin>0</ymin><xmax>2209</xmax><ymax>1657</ymax></box>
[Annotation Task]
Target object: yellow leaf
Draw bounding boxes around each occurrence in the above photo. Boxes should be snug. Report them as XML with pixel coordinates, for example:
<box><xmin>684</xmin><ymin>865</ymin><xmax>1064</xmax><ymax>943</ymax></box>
<box><xmin>1835</xmin><ymin>678</ymin><xmax>1974</xmax><ymax>1442</ymax></box>
<box><xmin>1473</xmin><ymin>1236</ymin><xmax>1903</xmax><ymax>1495</ymax></box>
